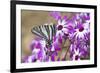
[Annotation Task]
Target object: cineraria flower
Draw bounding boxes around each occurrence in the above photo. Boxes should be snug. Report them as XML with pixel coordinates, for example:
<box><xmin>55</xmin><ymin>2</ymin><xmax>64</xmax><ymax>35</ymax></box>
<box><xmin>31</xmin><ymin>39</ymin><xmax>46</xmax><ymax>51</ymax></box>
<box><xmin>67</xmin><ymin>13</ymin><xmax>90</xmax><ymax>41</ymax></box>
<box><xmin>70</xmin><ymin>39</ymin><xmax>89</xmax><ymax>61</ymax></box>
<box><xmin>56</xmin><ymin>18</ymin><xmax>70</xmax><ymax>38</ymax></box>
<box><xmin>50</xmin><ymin>11</ymin><xmax>70</xmax><ymax>38</ymax></box>
<box><xmin>74</xmin><ymin>22</ymin><xmax>90</xmax><ymax>40</ymax></box>
<box><xmin>29</xmin><ymin>39</ymin><xmax>47</xmax><ymax>62</ymax></box>
<box><xmin>71</xmin><ymin>48</ymin><xmax>82</xmax><ymax>60</ymax></box>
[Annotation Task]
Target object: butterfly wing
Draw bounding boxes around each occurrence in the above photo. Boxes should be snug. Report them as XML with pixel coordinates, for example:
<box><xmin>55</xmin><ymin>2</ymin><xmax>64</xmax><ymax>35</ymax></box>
<box><xmin>31</xmin><ymin>24</ymin><xmax>56</xmax><ymax>45</ymax></box>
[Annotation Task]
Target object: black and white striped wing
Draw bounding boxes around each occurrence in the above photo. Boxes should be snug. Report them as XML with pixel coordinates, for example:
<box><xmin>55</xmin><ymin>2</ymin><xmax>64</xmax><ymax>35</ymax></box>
<box><xmin>31</xmin><ymin>24</ymin><xmax>56</xmax><ymax>42</ymax></box>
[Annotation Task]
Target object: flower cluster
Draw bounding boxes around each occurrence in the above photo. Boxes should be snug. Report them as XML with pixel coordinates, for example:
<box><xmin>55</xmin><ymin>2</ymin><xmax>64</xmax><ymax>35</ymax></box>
<box><xmin>22</xmin><ymin>12</ymin><xmax>90</xmax><ymax>62</ymax></box>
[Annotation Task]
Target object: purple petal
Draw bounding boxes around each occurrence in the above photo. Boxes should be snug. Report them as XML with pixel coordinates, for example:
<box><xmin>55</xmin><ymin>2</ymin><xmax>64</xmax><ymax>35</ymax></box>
<box><xmin>50</xmin><ymin>11</ymin><xmax>61</xmax><ymax>20</ymax></box>
<box><xmin>31</xmin><ymin>55</ymin><xmax>37</xmax><ymax>62</ymax></box>
<box><xmin>54</xmin><ymin>43</ymin><xmax>61</xmax><ymax>51</ymax></box>
<box><xmin>38</xmin><ymin>51</ymin><xmax>43</xmax><ymax>59</ymax></box>
<box><xmin>58</xmin><ymin>35</ymin><xmax>63</xmax><ymax>44</ymax></box>
<box><xmin>51</xmin><ymin>55</ymin><xmax>55</xmax><ymax>61</ymax></box>
<box><xmin>63</xmin><ymin>15</ymin><xmax>68</xmax><ymax>21</ymax></box>
<box><xmin>83</xmin><ymin>13</ymin><xmax>90</xmax><ymax>20</ymax></box>
<box><xmin>36</xmin><ymin>42</ymin><xmax>42</xmax><ymax>49</ymax></box>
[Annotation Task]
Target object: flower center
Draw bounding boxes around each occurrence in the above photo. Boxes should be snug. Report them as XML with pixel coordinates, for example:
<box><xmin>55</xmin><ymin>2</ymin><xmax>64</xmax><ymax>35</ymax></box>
<box><xmin>75</xmin><ymin>55</ymin><xmax>79</xmax><ymax>60</ymax></box>
<box><xmin>64</xmin><ymin>33</ymin><xmax>69</xmax><ymax>36</ymax></box>
<box><xmin>79</xmin><ymin>27</ymin><xmax>84</xmax><ymax>32</ymax></box>
<box><xmin>58</xmin><ymin>25</ymin><xmax>63</xmax><ymax>30</ymax></box>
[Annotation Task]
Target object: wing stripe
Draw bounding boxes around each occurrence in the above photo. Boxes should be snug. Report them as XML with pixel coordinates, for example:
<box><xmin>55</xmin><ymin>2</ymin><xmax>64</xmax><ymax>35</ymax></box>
<box><xmin>31</xmin><ymin>24</ymin><xmax>56</xmax><ymax>45</ymax></box>
<box><xmin>31</xmin><ymin>28</ymin><xmax>44</xmax><ymax>38</ymax></box>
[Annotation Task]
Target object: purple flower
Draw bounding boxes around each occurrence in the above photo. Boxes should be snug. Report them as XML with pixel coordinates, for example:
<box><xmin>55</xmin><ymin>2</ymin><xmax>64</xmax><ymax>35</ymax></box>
<box><xmin>71</xmin><ymin>48</ymin><xmax>82</xmax><ymax>60</ymax></box>
<box><xmin>29</xmin><ymin>39</ymin><xmax>48</xmax><ymax>62</ymax></box>
<box><xmin>72</xmin><ymin>13</ymin><xmax>90</xmax><ymax>28</ymax></box>
<box><xmin>50</xmin><ymin>11</ymin><xmax>70</xmax><ymax>38</ymax></box>
<box><xmin>50</xmin><ymin>11</ymin><xmax>61</xmax><ymax>20</ymax></box>
<box><xmin>51</xmin><ymin>51</ymin><xmax>58</xmax><ymax>61</ymax></box>
<box><xmin>80</xmin><ymin>13</ymin><xmax>90</xmax><ymax>20</ymax></box>
<box><xmin>74</xmin><ymin>22</ymin><xmax>90</xmax><ymax>40</ymax></box>
<box><xmin>70</xmin><ymin>46</ymin><xmax>88</xmax><ymax>61</ymax></box>
<box><xmin>51</xmin><ymin>41</ymin><xmax>61</xmax><ymax>51</ymax></box>
<box><xmin>56</xmin><ymin>18</ymin><xmax>69</xmax><ymax>36</ymax></box>
<box><xmin>22</xmin><ymin>55</ymin><xmax>37</xmax><ymax>63</ymax></box>
<box><xmin>70</xmin><ymin>38</ymin><xmax>89</xmax><ymax>61</ymax></box>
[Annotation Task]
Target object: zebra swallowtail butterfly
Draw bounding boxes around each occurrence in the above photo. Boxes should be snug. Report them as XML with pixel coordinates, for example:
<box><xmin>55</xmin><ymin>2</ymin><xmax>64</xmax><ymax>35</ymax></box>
<box><xmin>31</xmin><ymin>23</ymin><xmax>56</xmax><ymax>46</ymax></box>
